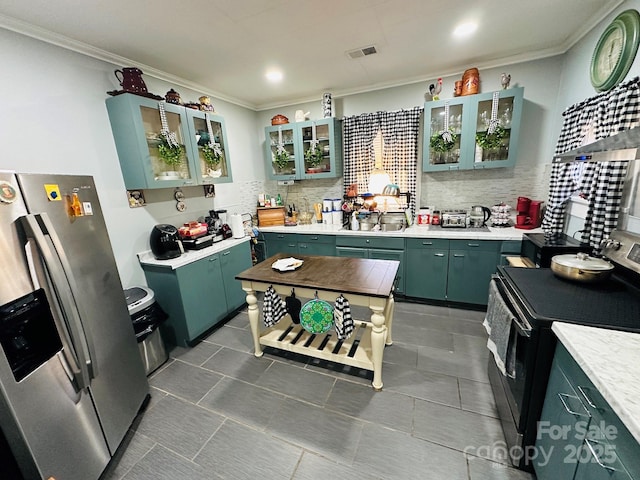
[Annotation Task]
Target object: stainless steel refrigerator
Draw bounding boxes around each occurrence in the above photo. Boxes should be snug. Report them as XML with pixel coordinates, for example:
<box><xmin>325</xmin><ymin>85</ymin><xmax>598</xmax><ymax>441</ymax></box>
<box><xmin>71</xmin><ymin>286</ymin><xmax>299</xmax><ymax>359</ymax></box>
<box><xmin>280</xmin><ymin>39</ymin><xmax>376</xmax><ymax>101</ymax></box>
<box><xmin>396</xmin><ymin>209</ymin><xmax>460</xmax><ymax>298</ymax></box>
<box><xmin>0</xmin><ymin>172</ymin><xmax>149</xmax><ymax>479</ymax></box>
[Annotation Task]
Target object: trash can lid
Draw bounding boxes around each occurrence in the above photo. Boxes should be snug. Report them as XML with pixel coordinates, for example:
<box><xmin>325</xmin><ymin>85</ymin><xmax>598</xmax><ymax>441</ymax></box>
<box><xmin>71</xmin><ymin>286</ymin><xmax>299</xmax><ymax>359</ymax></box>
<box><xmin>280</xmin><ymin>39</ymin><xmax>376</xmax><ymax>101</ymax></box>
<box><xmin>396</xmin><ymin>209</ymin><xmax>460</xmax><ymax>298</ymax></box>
<box><xmin>124</xmin><ymin>286</ymin><xmax>155</xmax><ymax>314</ymax></box>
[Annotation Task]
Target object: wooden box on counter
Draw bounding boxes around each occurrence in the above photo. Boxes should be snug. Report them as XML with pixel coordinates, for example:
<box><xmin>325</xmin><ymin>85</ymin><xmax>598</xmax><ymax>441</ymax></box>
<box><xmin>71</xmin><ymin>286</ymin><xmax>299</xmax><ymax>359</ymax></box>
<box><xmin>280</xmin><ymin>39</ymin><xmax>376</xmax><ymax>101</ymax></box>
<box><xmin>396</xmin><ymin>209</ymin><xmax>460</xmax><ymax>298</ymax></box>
<box><xmin>257</xmin><ymin>206</ymin><xmax>286</xmax><ymax>226</ymax></box>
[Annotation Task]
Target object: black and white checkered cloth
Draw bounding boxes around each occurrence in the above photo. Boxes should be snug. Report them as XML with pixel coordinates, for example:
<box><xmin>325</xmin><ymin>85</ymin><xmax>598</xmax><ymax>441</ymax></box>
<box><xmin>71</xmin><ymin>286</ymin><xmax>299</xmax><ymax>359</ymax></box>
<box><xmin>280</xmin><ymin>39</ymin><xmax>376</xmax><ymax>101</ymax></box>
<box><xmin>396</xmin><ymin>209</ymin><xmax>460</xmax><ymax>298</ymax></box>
<box><xmin>542</xmin><ymin>77</ymin><xmax>640</xmax><ymax>248</ymax></box>
<box><xmin>333</xmin><ymin>294</ymin><xmax>354</xmax><ymax>340</ymax></box>
<box><xmin>263</xmin><ymin>285</ymin><xmax>287</xmax><ymax>327</ymax></box>
<box><xmin>342</xmin><ymin>107</ymin><xmax>422</xmax><ymax>216</ymax></box>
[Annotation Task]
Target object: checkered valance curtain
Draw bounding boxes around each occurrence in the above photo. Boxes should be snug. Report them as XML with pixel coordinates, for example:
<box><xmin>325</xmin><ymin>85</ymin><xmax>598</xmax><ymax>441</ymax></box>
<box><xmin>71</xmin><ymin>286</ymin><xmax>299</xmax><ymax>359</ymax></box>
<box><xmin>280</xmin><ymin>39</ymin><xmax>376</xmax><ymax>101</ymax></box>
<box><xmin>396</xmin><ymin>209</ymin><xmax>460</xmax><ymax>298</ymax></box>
<box><xmin>542</xmin><ymin>77</ymin><xmax>640</xmax><ymax>249</ymax></box>
<box><xmin>342</xmin><ymin>107</ymin><xmax>422</xmax><ymax>215</ymax></box>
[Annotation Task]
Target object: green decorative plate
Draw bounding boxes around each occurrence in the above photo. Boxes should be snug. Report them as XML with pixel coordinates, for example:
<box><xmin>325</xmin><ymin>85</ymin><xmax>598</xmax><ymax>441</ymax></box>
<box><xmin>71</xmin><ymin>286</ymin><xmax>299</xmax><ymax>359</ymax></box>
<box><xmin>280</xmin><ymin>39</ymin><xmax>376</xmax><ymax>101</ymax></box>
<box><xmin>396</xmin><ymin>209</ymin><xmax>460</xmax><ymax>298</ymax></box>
<box><xmin>300</xmin><ymin>299</ymin><xmax>334</xmax><ymax>334</ymax></box>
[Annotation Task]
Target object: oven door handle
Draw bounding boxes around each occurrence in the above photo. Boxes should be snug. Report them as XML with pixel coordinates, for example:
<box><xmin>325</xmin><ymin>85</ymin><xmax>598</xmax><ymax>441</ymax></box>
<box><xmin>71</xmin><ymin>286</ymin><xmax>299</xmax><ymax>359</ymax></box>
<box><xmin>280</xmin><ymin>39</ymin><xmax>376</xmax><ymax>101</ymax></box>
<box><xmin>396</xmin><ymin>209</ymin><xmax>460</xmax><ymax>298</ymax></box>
<box><xmin>491</xmin><ymin>274</ymin><xmax>532</xmax><ymax>337</ymax></box>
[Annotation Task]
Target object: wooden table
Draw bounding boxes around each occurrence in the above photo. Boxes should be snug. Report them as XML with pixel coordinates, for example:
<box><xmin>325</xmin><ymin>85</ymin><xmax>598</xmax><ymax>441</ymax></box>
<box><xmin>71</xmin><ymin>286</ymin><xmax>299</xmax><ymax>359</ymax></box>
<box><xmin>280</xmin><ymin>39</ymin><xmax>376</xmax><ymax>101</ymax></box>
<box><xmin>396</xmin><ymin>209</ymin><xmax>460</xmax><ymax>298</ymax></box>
<box><xmin>236</xmin><ymin>253</ymin><xmax>399</xmax><ymax>390</ymax></box>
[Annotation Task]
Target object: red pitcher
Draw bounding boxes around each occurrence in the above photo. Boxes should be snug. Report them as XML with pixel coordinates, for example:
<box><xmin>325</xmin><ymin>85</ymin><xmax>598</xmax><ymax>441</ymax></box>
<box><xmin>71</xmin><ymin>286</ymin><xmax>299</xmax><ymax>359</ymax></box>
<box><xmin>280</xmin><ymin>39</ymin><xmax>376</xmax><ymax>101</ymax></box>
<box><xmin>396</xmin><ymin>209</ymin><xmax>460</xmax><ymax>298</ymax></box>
<box><xmin>114</xmin><ymin>67</ymin><xmax>148</xmax><ymax>94</ymax></box>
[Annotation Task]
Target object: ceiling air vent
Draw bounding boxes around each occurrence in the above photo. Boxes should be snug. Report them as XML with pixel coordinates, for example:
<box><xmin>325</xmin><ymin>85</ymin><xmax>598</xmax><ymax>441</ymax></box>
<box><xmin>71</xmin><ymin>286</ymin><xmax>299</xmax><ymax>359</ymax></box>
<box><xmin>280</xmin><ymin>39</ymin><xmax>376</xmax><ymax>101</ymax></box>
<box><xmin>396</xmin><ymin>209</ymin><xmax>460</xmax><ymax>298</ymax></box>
<box><xmin>347</xmin><ymin>45</ymin><xmax>377</xmax><ymax>59</ymax></box>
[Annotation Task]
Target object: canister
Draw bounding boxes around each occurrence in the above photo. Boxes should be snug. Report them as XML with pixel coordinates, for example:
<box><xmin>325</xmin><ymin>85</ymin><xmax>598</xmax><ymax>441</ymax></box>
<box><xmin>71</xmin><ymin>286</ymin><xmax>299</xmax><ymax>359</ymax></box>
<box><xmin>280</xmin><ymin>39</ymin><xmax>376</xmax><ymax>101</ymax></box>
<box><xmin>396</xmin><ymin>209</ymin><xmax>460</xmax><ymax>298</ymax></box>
<box><xmin>417</xmin><ymin>209</ymin><xmax>431</xmax><ymax>226</ymax></box>
<box><xmin>332</xmin><ymin>210</ymin><xmax>342</xmax><ymax>226</ymax></box>
<box><xmin>323</xmin><ymin>199</ymin><xmax>333</xmax><ymax>212</ymax></box>
<box><xmin>332</xmin><ymin>198</ymin><xmax>342</xmax><ymax>211</ymax></box>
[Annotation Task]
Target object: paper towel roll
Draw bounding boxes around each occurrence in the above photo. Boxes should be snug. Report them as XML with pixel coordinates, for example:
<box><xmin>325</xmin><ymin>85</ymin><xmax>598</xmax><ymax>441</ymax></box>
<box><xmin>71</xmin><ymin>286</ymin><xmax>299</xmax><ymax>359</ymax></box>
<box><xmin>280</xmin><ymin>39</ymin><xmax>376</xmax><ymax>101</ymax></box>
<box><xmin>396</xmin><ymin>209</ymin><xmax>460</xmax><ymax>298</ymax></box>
<box><xmin>230</xmin><ymin>214</ymin><xmax>244</xmax><ymax>238</ymax></box>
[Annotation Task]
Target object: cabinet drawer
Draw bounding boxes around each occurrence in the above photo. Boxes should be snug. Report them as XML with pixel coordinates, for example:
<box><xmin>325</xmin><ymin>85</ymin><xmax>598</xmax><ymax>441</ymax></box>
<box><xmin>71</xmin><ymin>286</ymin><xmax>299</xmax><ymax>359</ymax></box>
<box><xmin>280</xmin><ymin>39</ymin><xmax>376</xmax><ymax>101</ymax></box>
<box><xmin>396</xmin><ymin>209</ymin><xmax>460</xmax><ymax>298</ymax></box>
<box><xmin>336</xmin><ymin>236</ymin><xmax>404</xmax><ymax>249</ymax></box>
<box><xmin>450</xmin><ymin>239</ymin><xmax>501</xmax><ymax>252</ymax></box>
<box><xmin>296</xmin><ymin>234</ymin><xmax>335</xmax><ymax>245</ymax></box>
<box><xmin>501</xmin><ymin>240</ymin><xmax>522</xmax><ymax>253</ymax></box>
<box><xmin>555</xmin><ymin>344</ymin><xmax>640</xmax><ymax>476</ymax></box>
<box><xmin>263</xmin><ymin>232</ymin><xmax>296</xmax><ymax>242</ymax></box>
<box><xmin>406</xmin><ymin>238</ymin><xmax>449</xmax><ymax>250</ymax></box>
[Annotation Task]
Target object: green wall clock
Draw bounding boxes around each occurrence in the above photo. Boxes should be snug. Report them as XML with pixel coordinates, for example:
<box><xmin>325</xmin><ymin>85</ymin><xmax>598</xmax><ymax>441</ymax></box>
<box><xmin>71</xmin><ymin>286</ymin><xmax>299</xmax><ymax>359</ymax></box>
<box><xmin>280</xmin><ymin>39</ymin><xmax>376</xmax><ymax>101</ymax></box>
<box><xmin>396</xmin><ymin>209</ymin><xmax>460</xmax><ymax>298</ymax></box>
<box><xmin>590</xmin><ymin>9</ymin><xmax>640</xmax><ymax>92</ymax></box>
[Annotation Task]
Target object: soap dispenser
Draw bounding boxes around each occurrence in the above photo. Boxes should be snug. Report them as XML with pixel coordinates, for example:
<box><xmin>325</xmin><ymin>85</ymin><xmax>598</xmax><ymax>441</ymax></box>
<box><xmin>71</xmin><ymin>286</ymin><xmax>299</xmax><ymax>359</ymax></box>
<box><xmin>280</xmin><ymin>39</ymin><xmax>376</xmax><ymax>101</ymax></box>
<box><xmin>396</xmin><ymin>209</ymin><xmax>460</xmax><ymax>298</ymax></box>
<box><xmin>351</xmin><ymin>212</ymin><xmax>359</xmax><ymax>231</ymax></box>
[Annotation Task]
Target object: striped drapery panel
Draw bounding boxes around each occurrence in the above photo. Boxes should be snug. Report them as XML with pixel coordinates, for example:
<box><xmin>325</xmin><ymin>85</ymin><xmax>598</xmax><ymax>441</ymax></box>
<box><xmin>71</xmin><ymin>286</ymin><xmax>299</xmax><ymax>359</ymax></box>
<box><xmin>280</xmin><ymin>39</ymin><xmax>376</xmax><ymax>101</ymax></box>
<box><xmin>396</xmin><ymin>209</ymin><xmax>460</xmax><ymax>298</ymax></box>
<box><xmin>542</xmin><ymin>77</ymin><xmax>640</xmax><ymax>249</ymax></box>
<box><xmin>342</xmin><ymin>107</ymin><xmax>422</xmax><ymax>216</ymax></box>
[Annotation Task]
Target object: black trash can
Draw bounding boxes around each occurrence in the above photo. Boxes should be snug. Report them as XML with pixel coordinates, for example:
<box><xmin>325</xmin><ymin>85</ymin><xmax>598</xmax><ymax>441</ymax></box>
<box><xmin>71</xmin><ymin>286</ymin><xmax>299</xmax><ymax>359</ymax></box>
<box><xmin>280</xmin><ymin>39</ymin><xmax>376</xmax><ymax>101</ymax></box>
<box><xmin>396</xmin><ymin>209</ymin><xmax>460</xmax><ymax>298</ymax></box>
<box><xmin>124</xmin><ymin>286</ymin><xmax>168</xmax><ymax>376</ymax></box>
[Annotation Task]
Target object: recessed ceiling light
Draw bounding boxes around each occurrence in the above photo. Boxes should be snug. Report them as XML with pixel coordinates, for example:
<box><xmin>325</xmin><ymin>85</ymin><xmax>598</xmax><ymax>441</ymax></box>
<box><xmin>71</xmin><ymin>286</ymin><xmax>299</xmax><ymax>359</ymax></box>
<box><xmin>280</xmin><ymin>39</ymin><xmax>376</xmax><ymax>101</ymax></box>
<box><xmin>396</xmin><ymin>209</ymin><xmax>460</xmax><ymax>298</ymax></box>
<box><xmin>265</xmin><ymin>70</ymin><xmax>283</xmax><ymax>83</ymax></box>
<box><xmin>453</xmin><ymin>22</ymin><xmax>477</xmax><ymax>37</ymax></box>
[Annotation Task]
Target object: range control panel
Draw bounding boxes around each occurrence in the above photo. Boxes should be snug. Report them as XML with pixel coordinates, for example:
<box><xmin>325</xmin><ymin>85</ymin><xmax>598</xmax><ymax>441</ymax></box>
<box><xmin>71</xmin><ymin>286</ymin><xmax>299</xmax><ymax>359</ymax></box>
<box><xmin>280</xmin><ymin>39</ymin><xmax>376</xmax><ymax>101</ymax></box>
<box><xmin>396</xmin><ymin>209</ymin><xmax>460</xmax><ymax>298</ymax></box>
<box><xmin>602</xmin><ymin>229</ymin><xmax>640</xmax><ymax>274</ymax></box>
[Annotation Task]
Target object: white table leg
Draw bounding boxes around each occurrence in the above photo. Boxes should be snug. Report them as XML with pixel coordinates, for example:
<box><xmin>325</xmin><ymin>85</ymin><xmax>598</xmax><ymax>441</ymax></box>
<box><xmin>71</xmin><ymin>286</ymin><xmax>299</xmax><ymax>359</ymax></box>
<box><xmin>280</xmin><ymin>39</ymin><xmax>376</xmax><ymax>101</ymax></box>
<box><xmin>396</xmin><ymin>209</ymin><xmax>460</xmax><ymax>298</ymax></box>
<box><xmin>244</xmin><ymin>287</ymin><xmax>263</xmax><ymax>357</ymax></box>
<box><xmin>369</xmin><ymin>305</ymin><xmax>386</xmax><ymax>391</ymax></box>
<box><xmin>384</xmin><ymin>293</ymin><xmax>395</xmax><ymax>346</ymax></box>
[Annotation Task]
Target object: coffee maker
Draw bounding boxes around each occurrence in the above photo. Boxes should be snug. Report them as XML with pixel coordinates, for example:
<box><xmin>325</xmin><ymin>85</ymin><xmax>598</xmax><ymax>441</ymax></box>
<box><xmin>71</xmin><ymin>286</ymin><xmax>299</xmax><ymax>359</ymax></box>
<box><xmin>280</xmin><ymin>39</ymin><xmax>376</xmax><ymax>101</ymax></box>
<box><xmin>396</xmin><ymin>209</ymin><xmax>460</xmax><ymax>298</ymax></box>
<box><xmin>514</xmin><ymin>197</ymin><xmax>544</xmax><ymax>230</ymax></box>
<box><xmin>205</xmin><ymin>210</ymin><xmax>224</xmax><ymax>242</ymax></box>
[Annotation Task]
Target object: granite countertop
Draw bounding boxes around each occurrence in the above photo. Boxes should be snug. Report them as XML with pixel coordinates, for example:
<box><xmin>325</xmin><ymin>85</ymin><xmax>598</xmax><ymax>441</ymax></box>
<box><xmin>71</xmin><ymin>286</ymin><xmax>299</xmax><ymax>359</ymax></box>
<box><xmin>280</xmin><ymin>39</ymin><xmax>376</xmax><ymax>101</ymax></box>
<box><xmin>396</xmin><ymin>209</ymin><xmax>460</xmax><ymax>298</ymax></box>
<box><xmin>259</xmin><ymin>223</ymin><xmax>541</xmax><ymax>241</ymax></box>
<box><xmin>138</xmin><ymin>236</ymin><xmax>250</xmax><ymax>269</ymax></box>
<box><xmin>552</xmin><ymin>322</ymin><xmax>640</xmax><ymax>444</ymax></box>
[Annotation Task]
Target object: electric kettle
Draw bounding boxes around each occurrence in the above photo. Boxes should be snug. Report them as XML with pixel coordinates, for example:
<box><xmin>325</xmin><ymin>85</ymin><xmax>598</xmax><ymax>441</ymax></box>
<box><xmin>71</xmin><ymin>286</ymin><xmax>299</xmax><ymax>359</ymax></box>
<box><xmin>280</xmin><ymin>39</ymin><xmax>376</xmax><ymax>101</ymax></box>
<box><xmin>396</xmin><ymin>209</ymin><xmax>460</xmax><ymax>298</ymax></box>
<box><xmin>470</xmin><ymin>205</ymin><xmax>491</xmax><ymax>227</ymax></box>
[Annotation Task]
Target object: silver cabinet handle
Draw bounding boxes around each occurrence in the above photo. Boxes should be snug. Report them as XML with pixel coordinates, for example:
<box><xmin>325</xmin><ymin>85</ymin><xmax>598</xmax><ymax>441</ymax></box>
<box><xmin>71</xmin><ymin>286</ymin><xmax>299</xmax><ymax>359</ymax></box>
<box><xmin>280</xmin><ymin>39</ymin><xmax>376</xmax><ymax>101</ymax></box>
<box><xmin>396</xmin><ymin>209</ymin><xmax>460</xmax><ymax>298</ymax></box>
<box><xmin>222</xmin><ymin>251</ymin><xmax>231</xmax><ymax>256</ymax></box>
<box><xmin>558</xmin><ymin>393</ymin><xmax>590</xmax><ymax>417</ymax></box>
<box><xmin>584</xmin><ymin>439</ymin><xmax>617</xmax><ymax>471</ymax></box>
<box><xmin>277</xmin><ymin>234</ymin><xmax>284</xmax><ymax>239</ymax></box>
<box><xmin>422</xmin><ymin>241</ymin><xmax>433</xmax><ymax>245</ymax></box>
<box><xmin>209</xmin><ymin>257</ymin><xmax>218</xmax><ymax>262</ymax></box>
<box><xmin>366</xmin><ymin>239</ymin><xmax>370</xmax><ymax>243</ymax></box>
<box><xmin>467</xmin><ymin>243</ymin><xmax>480</xmax><ymax>247</ymax></box>
<box><xmin>299</xmin><ymin>244</ymin><xmax>308</xmax><ymax>249</ymax></box>
<box><xmin>434</xmin><ymin>253</ymin><xmax>445</xmax><ymax>257</ymax></box>
<box><xmin>311</xmin><ymin>236</ymin><xmax>319</xmax><ymax>240</ymax></box>
<box><xmin>577</xmin><ymin>386</ymin><xmax>598</xmax><ymax>409</ymax></box>
<box><xmin>453</xmin><ymin>254</ymin><xmax>465</xmax><ymax>257</ymax></box>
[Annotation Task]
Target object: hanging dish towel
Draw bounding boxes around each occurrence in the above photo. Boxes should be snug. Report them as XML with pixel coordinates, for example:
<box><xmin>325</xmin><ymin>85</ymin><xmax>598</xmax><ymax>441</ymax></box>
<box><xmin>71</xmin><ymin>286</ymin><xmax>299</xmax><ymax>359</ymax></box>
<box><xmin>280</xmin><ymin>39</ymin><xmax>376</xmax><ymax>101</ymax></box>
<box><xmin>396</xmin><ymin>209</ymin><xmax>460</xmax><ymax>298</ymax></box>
<box><xmin>285</xmin><ymin>289</ymin><xmax>302</xmax><ymax>324</ymax></box>
<box><xmin>334</xmin><ymin>294</ymin><xmax>354</xmax><ymax>340</ymax></box>
<box><xmin>263</xmin><ymin>285</ymin><xmax>287</xmax><ymax>327</ymax></box>
<box><xmin>483</xmin><ymin>281</ymin><xmax>516</xmax><ymax>378</ymax></box>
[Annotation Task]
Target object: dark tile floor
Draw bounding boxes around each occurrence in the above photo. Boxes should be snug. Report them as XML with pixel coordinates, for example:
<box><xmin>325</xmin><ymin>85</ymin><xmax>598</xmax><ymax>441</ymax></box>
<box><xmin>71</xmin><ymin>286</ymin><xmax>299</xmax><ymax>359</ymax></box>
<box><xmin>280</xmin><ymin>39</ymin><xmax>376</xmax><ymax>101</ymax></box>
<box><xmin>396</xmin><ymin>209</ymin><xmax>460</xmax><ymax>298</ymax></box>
<box><xmin>101</xmin><ymin>301</ymin><xmax>535</xmax><ymax>480</ymax></box>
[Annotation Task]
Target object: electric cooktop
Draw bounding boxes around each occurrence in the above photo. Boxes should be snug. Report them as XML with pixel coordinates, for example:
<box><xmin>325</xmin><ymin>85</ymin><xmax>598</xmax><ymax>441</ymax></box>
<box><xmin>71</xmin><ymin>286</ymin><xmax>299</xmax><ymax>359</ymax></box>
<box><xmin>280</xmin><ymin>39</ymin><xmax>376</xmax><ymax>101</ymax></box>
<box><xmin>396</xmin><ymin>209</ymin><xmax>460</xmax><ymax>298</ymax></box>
<box><xmin>499</xmin><ymin>266</ymin><xmax>640</xmax><ymax>332</ymax></box>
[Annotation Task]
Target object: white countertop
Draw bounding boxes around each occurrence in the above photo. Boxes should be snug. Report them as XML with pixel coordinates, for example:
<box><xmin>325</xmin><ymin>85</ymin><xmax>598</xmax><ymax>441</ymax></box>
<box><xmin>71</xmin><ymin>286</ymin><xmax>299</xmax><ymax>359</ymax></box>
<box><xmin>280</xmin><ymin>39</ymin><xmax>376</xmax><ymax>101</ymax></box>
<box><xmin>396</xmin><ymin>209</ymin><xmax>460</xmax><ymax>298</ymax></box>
<box><xmin>552</xmin><ymin>322</ymin><xmax>640</xmax><ymax>444</ymax></box>
<box><xmin>138</xmin><ymin>236</ymin><xmax>251</xmax><ymax>269</ymax></box>
<box><xmin>259</xmin><ymin>223</ymin><xmax>541</xmax><ymax>241</ymax></box>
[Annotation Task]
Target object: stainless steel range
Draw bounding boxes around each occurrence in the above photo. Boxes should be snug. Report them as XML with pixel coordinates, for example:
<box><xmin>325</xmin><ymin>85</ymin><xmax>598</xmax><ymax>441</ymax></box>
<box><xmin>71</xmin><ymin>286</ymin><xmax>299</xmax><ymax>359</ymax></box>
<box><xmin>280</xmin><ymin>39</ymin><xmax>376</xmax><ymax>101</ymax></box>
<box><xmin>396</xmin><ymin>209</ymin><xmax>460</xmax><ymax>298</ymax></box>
<box><xmin>487</xmin><ymin>229</ymin><xmax>640</xmax><ymax>471</ymax></box>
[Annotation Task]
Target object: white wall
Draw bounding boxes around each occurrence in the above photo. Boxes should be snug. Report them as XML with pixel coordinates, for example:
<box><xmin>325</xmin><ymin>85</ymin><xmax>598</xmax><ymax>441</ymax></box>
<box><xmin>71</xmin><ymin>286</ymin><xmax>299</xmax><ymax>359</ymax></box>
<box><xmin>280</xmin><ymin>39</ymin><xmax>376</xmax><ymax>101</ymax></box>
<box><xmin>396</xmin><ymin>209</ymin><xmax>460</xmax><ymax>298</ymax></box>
<box><xmin>0</xmin><ymin>28</ymin><xmax>263</xmax><ymax>288</ymax></box>
<box><xmin>259</xmin><ymin>56</ymin><xmax>565</xmax><ymax>212</ymax></box>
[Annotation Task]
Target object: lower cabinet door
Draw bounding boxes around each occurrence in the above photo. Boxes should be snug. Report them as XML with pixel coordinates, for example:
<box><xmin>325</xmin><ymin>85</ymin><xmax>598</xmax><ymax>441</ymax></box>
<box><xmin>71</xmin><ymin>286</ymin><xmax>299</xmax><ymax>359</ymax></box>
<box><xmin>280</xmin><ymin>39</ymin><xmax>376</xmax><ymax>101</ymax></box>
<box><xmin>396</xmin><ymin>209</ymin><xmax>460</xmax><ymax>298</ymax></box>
<box><xmin>405</xmin><ymin>247</ymin><xmax>448</xmax><ymax>300</ymax></box>
<box><xmin>534</xmin><ymin>359</ymin><xmax>588</xmax><ymax>479</ymax></box>
<box><xmin>220</xmin><ymin>242</ymin><xmax>253</xmax><ymax>312</ymax></box>
<box><xmin>447</xmin><ymin>248</ymin><xmax>498</xmax><ymax>304</ymax></box>
<box><xmin>369</xmin><ymin>248</ymin><xmax>405</xmax><ymax>294</ymax></box>
<box><xmin>298</xmin><ymin>242</ymin><xmax>335</xmax><ymax>256</ymax></box>
<box><xmin>175</xmin><ymin>254</ymin><xmax>228</xmax><ymax>344</ymax></box>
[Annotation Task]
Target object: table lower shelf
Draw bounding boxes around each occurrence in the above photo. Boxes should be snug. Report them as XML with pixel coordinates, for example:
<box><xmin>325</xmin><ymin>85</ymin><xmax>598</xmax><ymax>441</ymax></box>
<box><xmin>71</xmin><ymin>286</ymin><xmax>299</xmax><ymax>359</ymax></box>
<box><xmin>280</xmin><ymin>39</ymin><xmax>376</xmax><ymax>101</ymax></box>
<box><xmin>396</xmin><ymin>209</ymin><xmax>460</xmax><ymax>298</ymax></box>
<box><xmin>259</xmin><ymin>317</ymin><xmax>377</xmax><ymax>371</ymax></box>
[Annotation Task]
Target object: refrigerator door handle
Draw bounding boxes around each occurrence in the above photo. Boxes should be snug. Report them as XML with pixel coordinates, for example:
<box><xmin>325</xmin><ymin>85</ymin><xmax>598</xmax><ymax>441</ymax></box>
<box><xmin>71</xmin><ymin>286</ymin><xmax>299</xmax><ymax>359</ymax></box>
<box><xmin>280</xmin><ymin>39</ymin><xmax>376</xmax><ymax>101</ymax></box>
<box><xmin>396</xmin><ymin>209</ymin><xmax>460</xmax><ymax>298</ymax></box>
<box><xmin>19</xmin><ymin>213</ymin><xmax>97</xmax><ymax>384</ymax></box>
<box><xmin>24</xmin><ymin>239</ymin><xmax>86</xmax><ymax>391</ymax></box>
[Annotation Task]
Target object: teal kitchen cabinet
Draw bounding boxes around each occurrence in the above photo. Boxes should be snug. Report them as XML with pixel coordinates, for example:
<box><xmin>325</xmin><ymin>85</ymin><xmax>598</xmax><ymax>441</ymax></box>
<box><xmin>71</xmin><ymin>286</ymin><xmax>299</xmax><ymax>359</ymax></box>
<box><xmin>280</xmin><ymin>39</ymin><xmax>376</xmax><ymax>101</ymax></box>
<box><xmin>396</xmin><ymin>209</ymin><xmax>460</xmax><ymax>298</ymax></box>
<box><xmin>335</xmin><ymin>236</ymin><xmax>405</xmax><ymax>294</ymax></box>
<box><xmin>263</xmin><ymin>232</ymin><xmax>299</xmax><ymax>257</ymax></box>
<box><xmin>405</xmin><ymin>238</ymin><xmax>450</xmax><ymax>300</ymax></box>
<box><xmin>263</xmin><ymin>232</ymin><xmax>336</xmax><ymax>258</ymax></box>
<box><xmin>297</xmin><ymin>234</ymin><xmax>336</xmax><ymax>256</ymax></box>
<box><xmin>499</xmin><ymin>240</ymin><xmax>523</xmax><ymax>266</ymax></box>
<box><xmin>534</xmin><ymin>343</ymin><xmax>640</xmax><ymax>479</ymax></box>
<box><xmin>447</xmin><ymin>240</ymin><xmax>501</xmax><ymax>304</ymax></box>
<box><xmin>141</xmin><ymin>242</ymin><xmax>251</xmax><ymax>347</ymax></box>
<box><xmin>106</xmin><ymin>93</ymin><xmax>234</xmax><ymax>189</ymax></box>
<box><xmin>106</xmin><ymin>93</ymin><xmax>199</xmax><ymax>189</ymax></box>
<box><xmin>220</xmin><ymin>242</ymin><xmax>253</xmax><ymax>312</ymax></box>
<box><xmin>184</xmin><ymin>108</ymin><xmax>233</xmax><ymax>184</ymax></box>
<box><xmin>265</xmin><ymin>118</ymin><xmax>342</xmax><ymax>180</ymax></box>
<box><xmin>423</xmin><ymin>87</ymin><xmax>524</xmax><ymax>172</ymax></box>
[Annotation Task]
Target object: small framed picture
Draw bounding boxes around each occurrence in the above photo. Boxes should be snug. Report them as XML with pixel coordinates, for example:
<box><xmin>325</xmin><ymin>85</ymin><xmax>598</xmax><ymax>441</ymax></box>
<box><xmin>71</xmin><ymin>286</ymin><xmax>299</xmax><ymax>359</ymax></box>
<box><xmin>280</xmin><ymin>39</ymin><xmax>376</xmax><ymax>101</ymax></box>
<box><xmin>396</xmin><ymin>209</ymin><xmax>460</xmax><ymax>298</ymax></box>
<box><xmin>203</xmin><ymin>185</ymin><xmax>215</xmax><ymax>198</ymax></box>
<box><xmin>127</xmin><ymin>190</ymin><xmax>145</xmax><ymax>208</ymax></box>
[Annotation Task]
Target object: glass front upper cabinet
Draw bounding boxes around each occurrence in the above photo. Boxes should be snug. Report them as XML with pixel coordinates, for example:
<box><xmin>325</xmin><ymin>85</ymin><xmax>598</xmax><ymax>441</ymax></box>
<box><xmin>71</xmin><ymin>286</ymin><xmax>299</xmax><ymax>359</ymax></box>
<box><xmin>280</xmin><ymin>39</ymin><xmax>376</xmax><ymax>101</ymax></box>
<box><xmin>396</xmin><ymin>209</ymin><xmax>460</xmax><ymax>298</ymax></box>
<box><xmin>265</xmin><ymin>123</ymin><xmax>298</xmax><ymax>180</ymax></box>
<box><xmin>264</xmin><ymin>118</ymin><xmax>342</xmax><ymax>180</ymax></box>
<box><xmin>424</xmin><ymin>99</ymin><xmax>468</xmax><ymax>171</ymax></box>
<box><xmin>106</xmin><ymin>94</ymin><xmax>198</xmax><ymax>189</ymax></box>
<box><xmin>472</xmin><ymin>87</ymin><xmax>524</xmax><ymax>168</ymax></box>
<box><xmin>423</xmin><ymin>86</ymin><xmax>524</xmax><ymax>172</ymax></box>
<box><xmin>185</xmin><ymin>109</ymin><xmax>233</xmax><ymax>184</ymax></box>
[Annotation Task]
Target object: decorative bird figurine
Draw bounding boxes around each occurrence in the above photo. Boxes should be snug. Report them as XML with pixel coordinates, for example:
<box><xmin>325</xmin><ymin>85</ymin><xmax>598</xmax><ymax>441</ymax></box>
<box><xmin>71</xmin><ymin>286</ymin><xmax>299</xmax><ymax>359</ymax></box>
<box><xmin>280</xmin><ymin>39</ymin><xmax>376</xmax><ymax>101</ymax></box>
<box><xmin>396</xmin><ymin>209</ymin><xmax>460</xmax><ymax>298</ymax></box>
<box><xmin>427</xmin><ymin>78</ymin><xmax>443</xmax><ymax>101</ymax></box>
<box><xmin>501</xmin><ymin>72</ymin><xmax>511</xmax><ymax>90</ymax></box>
